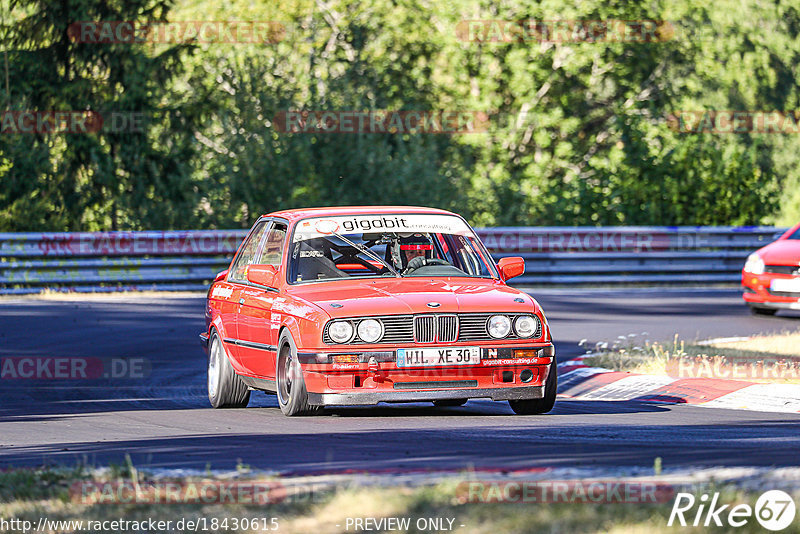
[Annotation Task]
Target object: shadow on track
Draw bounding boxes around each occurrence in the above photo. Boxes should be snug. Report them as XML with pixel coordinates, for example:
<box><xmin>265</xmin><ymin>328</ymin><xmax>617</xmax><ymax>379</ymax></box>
<box><xmin>2</xmin><ymin>417</ymin><xmax>800</xmax><ymax>473</ymax></box>
<box><xmin>0</xmin><ymin>394</ymin><xmax>668</xmax><ymax>424</ymax></box>
<box><xmin>322</xmin><ymin>398</ymin><xmax>672</xmax><ymax>418</ymax></box>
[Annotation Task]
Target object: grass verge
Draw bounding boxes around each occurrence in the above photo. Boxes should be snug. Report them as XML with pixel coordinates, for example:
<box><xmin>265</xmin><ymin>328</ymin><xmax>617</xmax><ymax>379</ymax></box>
<box><xmin>581</xmin><ymin>330</ymin><xmax>800</xmax><ymax>382</ymax></box>
<box><xmin>1</xmin><ymin>467</ymin><xmax>798</xmax><ymax>533</ymax></box>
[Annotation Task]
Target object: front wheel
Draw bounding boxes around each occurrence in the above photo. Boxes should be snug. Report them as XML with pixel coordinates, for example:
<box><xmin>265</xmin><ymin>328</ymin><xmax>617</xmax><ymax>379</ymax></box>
<box><xmin>208</xmin><ymin>332</ymin><xmax>250</xmax><ymax>408</ymax></box>
<box><xmin>509</xmin><ymin>360</ymin><xmax>557</xmax><ymax>415</ymax></box>
<box><xmin>276</xmin><ymin>332</ymin><xmax>321</xmax><ymax>416</ymax></box>
<box><xmin>749</xmin><ymin>306</ymin><xmax>778</xmax><ymax>316</ymax></box>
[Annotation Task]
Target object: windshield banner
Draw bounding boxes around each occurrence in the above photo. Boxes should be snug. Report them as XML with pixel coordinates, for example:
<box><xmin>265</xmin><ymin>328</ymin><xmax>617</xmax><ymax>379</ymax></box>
<box><xmin>293</xmin><ymin>214</ymin><xmax>473</xmax><ymax>242</ymax></box>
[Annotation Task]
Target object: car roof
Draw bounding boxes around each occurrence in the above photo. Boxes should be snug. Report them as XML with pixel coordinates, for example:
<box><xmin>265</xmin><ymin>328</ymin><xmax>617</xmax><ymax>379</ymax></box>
<box><xmin>263</xmin><ymin>206</ymin><xmax>460</xmax><ymax>223</ymax></box>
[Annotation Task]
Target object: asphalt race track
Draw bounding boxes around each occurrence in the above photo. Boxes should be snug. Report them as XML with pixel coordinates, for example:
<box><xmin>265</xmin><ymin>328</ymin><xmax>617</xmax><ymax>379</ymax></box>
<box><xmin>1</xmin><ymin>289</ymin><xmax>799</xmax><ymax>474</ymax></box>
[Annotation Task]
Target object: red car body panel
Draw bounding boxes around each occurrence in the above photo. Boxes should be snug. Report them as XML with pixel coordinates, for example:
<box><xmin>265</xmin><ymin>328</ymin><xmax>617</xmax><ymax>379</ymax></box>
<box><xmin>742</xmin><ymin>222</ymin><xmax>800</xmax><ymax>311</ymax></box>
<box><xmin>286</xmin><ymin>278</ymin><xmax>541</xmax><ymax>321</ymax></box>
<box><xmin>202</xmin><ymin>206</ymin><xmax>554</xmax><ymax>406</ymax></box>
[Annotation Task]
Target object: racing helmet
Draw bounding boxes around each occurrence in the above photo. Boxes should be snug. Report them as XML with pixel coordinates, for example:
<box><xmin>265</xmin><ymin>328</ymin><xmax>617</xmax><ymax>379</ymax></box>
<box><xmin>393</xmin><ymin>233</ymin><xmax>433</xmax><ymax>269</ymax></box>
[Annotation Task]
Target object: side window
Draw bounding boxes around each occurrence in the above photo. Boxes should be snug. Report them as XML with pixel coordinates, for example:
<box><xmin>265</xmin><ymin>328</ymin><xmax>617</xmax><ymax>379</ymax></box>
<box><xmin>255</xmin><ymin>223</ymin><xmax>287</xmax><ymax>266</ymax></box>
<box><xmin>228</xmin><ymin>221</ymin><xmax>268</xmax><ymax>283</ymax></box>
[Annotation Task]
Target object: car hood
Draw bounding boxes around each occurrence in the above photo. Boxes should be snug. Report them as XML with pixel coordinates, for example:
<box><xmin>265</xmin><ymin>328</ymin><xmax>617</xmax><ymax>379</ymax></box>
<box><xmin>286</xmin><ymin>278</ymin><xmax>539</xmax><ymax>318</ymax></box>
<box><xmin>756</xmin><ymin>239</ymin><xmax>800</xmax><ymax>265</ymax></box>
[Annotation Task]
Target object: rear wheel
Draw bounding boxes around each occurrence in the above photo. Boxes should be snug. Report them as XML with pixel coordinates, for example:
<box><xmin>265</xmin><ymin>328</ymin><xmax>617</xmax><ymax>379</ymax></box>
<box><xmin>749</xmin><ymin>306</ymin><xmax>778</xmax><ymax>316</ymax></box>
<box><xmin>208</xmin><ymin>332</ymin><xmax>250</xmax><ymax>408</ymax></box>
<box><xmin>276</xmin><ymin>332</ymin><xmax>321</xmax><ymax>416</ymax></box>
<box><xmin>433</xmin><ymin>399</ymin><xmax>467</xmax><ymax>407</ymax></box>
<box><xmin>509</xmin><ymin>359</ymin><xmax>557</xmax><ymax>415</ymax></box>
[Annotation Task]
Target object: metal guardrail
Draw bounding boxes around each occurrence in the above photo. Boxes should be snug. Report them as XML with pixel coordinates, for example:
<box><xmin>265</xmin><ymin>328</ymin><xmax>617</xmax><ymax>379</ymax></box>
<box><xmin>477</xmin><ymin>226</ymin><xmax>787</xmax><ymax>285</ymax></box>
<box><xmin>0</xmin><ymin>231</ymin><xmax>247</xmax><ymax>295</ymax></box>
<box><xmin>0</xmin><ymin>227</ymin><xmax>787</xmax><ymax>294</ymax></box>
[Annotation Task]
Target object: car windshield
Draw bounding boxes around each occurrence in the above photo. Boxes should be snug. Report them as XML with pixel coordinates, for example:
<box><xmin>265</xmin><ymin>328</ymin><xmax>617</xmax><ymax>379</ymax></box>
<box><xmin>288</xmin><ymin>214</ymin><xmax>498</xmax><ymax>283</ymax></box>
<box><xmin>788</xmin><ymin>227</ymin><xmax>800</xmax><ymax>240</ymax></box>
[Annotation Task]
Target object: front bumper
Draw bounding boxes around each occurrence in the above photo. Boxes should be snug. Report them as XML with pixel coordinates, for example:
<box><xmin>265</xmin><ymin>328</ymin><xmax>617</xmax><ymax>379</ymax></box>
<box><xmin>743</xmin><ymin>298</ymin><xmax>800</xmax><ymax>310</ymax></box>
<box><xmin>299</xmin><ymin>344</ymin><xmax>554</xmax><ymax>405</ymax></box>
<box><xmin>308</xmin><ymin>384</ymin><xmax>544</xmax><ymax>406</ymax></box>
<box><xmin>742</xmin><ymin>273</ymin><xmax>800</xmax><ymax>310</ymax></box>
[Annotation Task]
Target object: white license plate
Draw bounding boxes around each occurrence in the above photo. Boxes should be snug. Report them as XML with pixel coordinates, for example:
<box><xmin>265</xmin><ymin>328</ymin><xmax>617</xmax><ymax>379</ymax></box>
<box><xmin>396</xmin><ymin>347</ymin><xmax>480</xmax><ymax>367</ymax></box>
<box><xmin>770</xmin><ymin>277</ymin><xmax>800</xmax><ymax>293</ymax></box>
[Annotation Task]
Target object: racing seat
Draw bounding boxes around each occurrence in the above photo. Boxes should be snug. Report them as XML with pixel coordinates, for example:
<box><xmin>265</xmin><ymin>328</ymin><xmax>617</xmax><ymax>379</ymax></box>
<box><xmin>296</xmin><ymin>240</ymin><xmax>349</xmax><ymax>281</ymax></box>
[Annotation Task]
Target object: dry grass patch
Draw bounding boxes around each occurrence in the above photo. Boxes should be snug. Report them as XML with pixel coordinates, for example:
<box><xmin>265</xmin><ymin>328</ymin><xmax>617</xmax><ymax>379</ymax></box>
<box><xmin>705</xmin><ymin>331</ymin><xmax>800</xmax><ymax>357</ymax></box>
<box><xmin>582</xmin><ymin>331</ymin><xmax>800</xmax><ymax>383</ymax></box>
<box><xmin>4</xmin><ymin>469</ymin><xmax>798</xmax><ymax>534</ymax></box>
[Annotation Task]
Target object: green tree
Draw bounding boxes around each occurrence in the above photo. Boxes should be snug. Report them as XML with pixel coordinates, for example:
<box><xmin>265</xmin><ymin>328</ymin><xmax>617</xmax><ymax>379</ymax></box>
<box><xmin>3</xmin><ymin>0</ymin><xmax>800</xmax><ymax>231</ymax></box>
<box><xmin>186</xmin><ymin>0</ymin><xmax>472</xmax><ymax>228</ymax></box>
<box><xmin>0</xmin><ymin>0</ymin><xmax>206</xmax><ymax>230</ymax></box>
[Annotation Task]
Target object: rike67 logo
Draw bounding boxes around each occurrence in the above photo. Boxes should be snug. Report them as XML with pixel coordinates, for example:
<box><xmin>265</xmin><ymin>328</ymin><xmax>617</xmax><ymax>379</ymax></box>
<box><xmin>668</xmin><ymin>490</ymin><xmax>796</xmax><ymax>531</ymax></box>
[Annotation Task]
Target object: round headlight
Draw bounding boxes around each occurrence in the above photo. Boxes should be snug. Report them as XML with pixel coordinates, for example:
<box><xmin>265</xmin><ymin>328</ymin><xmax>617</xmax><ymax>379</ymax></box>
<box><xmin>328</xmin><ymin>321</ymin><xmax>354</xmax><ymax>343</ymax></box>
<box><xmin>357</xmin><ymin>319</ymin><xmax>383</xmax><ymax>343</ymax></box>
<box><xmin>744</xmin><ymin>253</ymin><xmax>765</xmax><ymax>275</ymax></box>
<box><xmin>487</xmin><ymin>315</ymin><xmax>512</xmax><ymax>339</ymax></box>
<box><xmin>514</xmin><ymin>315</ymin><xmax>539</xmax><ymax>338</ymax></box>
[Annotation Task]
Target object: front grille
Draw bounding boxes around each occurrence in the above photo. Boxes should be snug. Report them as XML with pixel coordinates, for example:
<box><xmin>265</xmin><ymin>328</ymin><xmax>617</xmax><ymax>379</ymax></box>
<box><xmin>438</xmin><ymin>315</ymin><xmax>459</xmax><ymax>342</ymax></box>
<box><xmin>414</xmin><ymin>315</ymin><xmax>437</xmax><ymax>343</ymax></box>
<box><xmin>458</xmin><ymin>314</ymin><xmax>492</xmax><ymax>341</ymax></box>
<box><xmin>324</xmin><ymin>313</ymin><xmax>541</xmax><ymax>344</ymax></box>
<box><xmin>323</xmin><ymin>315</ymin><xmax>414</xmax><ymax>344</ymax></box>
<box><xmin>413</xmin><ymin>315</ymin><xmax>458</xmax><ymax>343</ymax></box>
<box><xmin>458</xmin><ymin>313</ymin><xmax>542</xmax><ymax>341</ymax></box>
<box><xmin>380</xmin><ymin>315</ymin><xmax>414</xmax><ymax>343</ymax></box>
<box><xmin>765</xmin><ymin>265</ymin><xmax>800</xmax><ymax>275</ymax></box>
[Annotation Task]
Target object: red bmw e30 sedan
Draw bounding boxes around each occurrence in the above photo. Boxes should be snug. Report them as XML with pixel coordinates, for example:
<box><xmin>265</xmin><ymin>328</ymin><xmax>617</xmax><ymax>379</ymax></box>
<box><xmin>200</xmin><ymin>206</ymin><xmax>556</xmax><ymax>416</ymax></box>
<box><xmin>742</xmin><ymin>222</ymin><xmax>800</xmax><ymax>315</ymax></box>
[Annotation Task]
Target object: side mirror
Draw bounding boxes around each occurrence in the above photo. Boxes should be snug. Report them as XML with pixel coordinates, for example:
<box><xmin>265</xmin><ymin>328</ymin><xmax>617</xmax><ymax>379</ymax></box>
<box><xmin>247</xmin><ymin>264</ymin><xmax>279</xmax><ymax>288</ymax></box>
<box><xmin>214</xmin><ymin>269</ymin><xmax>228</xmax><ymax>282</ymax></box>
<box><xmin>498</xmin><ymin>257</ymin><xmax>525</xmax><ymax>281</ymax></box>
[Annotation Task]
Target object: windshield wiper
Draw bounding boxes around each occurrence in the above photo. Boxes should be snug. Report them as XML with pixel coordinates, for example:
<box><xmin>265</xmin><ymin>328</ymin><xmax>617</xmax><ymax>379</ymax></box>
<box><xmin>332</xmin><ymin>232</ymin><xmax>402</xmax><ymax>278</ymax></box>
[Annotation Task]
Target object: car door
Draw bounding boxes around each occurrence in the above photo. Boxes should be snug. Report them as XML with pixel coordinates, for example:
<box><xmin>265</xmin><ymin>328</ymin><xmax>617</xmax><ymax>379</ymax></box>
<box><xmin>236</xmin><ymin>220</ymin><xmax>287</xmax><ymax>379</ymax></box>
<box><xmin>223</xmin><ymin>219</ymin><xmax>269</xmax><ymax>371</ymax></box>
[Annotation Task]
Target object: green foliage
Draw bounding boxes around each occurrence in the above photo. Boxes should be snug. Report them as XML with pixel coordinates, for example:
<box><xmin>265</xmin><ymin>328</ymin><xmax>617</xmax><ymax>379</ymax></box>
<box><xmin>183</xmin><ymin>0</ymin><xmax>473</xmax><ymax>228</ymax></box>
<box><xmin>0</xmin><ymin>0</ymin><xmax>204</xmax><ymax>230</ymax></box>
<box><xmin>1</xmin><ymin>0</ymin><xmax>799</xmax><ymax>230</ymax></box>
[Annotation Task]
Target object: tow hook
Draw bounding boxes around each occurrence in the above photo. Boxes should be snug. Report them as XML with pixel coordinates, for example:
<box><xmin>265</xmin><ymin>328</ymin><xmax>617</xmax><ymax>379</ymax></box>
<box><xmin>368</xmin><ymin>356</ymin><xmax>384</xmax><ymax>383</ymax></box>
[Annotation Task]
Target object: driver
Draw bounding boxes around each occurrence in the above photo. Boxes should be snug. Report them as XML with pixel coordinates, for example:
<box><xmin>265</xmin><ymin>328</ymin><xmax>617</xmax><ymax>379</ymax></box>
<box><xmin>396</xmin><ymin>233</ymin><xmax>433</xmax><ymax>270</ymax></box>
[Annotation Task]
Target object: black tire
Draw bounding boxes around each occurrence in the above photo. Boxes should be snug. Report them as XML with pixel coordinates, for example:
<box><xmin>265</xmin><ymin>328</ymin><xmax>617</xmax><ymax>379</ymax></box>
<box><xmin>276</xmin><ymin>331</ymin><xmax>321</xmax><ymax>416</ymax></box>
<box><xmin>433</xmin><ymin>399</ymin><xmax>468</xmax><ymax>407</ymax></box>
<box><xmin>508</xmin><ymin>359</ymin><xmax>557</xmax><ymax>415</ymax></box>
<box><xmin>208</xmin><ymin>331</ymin><xmax>250</xmax><ymax>408</ymax></box>
<box><xmin>749</xmin><ymin>306</ymin><xmax>778</xmax><ymax>316</ymax></box>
